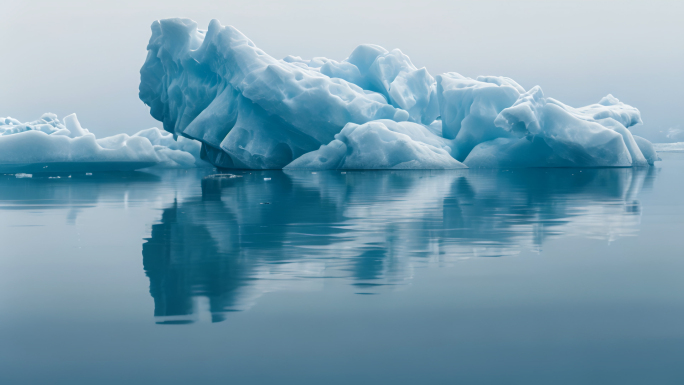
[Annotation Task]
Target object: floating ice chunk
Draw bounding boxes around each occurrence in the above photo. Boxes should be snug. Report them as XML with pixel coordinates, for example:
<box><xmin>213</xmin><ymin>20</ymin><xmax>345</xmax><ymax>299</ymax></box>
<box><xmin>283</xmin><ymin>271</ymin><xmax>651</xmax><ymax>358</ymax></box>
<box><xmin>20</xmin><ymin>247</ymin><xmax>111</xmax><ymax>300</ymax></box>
<box><xmin>466</xmin><ymin>87</ymin><xmax>649</xmax><ymax>168</ymax></box>
<box><xmin>203</xmin><ymin>173</ymin><xmax>242</xmax><ymax>179</ymax></box>
<box><xmin>285</xmin><ymin>120</ymin><xmax>465</xmax><ymax>170</ymax></box>
<box><xmin>0</xmin><ymin>129</ymin><xmax>158</xmax><ymax>173</ymax></box>
<box><xmin>15</xmin><ymin>173</ymin><xmax>32</xmax><ymax>178</ymax></box>
<box><xmin>139</xmin><ymin>18</ymin><xmax>657</xmax><ymax>170</ymax></box>
<box><xmin>0</xmin><ymin>113</ymin><xmax>210</xmax><ymax>173</ymax></box>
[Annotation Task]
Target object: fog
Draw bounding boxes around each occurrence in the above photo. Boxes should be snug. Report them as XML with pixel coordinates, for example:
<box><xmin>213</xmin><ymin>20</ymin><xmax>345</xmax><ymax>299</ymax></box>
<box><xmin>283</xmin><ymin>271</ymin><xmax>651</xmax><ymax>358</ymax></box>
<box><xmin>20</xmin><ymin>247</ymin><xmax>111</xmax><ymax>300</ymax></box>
<box><xmin>2</xmin><ymin>0</ymin><xmax>682</xmax><ymax>141</ymax></box>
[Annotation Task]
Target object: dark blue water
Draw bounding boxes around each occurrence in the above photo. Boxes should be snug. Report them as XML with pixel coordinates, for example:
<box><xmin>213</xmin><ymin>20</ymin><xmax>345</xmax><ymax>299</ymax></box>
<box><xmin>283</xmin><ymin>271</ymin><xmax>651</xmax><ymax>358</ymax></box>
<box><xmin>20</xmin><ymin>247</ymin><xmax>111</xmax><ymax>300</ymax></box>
<box><xmin>2</xmin><ymin>154</ymin><xmax>684</xmax><ymax>384</ymax></box>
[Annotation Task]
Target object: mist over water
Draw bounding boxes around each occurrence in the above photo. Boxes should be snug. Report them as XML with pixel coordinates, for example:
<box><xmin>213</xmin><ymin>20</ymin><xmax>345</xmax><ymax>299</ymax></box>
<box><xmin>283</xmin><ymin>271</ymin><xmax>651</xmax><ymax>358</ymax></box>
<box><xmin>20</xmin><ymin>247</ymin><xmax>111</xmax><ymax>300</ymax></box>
<box><xmin>2</xmin><ymin>2</ymin><xmax>684</xmax><ymax>382</ymax></box>
<box><xmin>2</xmin><ymin>1</ymin><xmax>682</xmax><ymax>140</ymax></box>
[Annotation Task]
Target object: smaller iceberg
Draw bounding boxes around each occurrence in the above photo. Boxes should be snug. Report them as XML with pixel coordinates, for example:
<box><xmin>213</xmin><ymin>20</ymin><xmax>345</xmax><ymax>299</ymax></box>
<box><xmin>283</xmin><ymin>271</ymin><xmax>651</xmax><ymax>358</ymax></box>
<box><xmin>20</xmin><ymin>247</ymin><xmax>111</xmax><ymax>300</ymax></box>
<box><xmin>0</xmin><ymin>113</ymin><xmax>209</xmax><ymax>174</ymax></box>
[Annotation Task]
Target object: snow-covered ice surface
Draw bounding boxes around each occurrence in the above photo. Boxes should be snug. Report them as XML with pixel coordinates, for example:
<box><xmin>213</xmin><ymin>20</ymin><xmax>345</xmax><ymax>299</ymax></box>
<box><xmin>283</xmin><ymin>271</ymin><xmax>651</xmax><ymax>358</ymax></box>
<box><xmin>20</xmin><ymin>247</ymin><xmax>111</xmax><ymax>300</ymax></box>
<box><xmin>0</xmin><ymin>113</ymin><xmax>210</xmax><ymax>173</ymax></box>
<box><xmin>140</xmin><ymin>18</ymin><xmax>656</xmax><ymax>170</ymax></box>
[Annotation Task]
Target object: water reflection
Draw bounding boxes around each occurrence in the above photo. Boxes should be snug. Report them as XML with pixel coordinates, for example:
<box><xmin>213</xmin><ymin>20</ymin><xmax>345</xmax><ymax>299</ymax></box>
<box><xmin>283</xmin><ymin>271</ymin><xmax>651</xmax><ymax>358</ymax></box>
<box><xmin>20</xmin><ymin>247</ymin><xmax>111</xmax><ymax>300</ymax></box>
<box><xmin>0</xmin><ymin>172</ymin><xmax>161</xmax><ymax>224</ymax></box>
<box><xmin>142</xmin><ymin>167</ymin><xmax>655</xmax><ymax>323</ymax></box>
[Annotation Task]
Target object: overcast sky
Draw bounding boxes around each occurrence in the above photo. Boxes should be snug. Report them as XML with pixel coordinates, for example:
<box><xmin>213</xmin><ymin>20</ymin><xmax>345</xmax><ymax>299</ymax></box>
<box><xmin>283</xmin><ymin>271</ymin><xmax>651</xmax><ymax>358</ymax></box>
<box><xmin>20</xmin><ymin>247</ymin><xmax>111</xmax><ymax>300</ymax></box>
<box><xmin>2</xmin><ymin>0</ymin><xmax>682</xmax><ymax>140</ymax></box>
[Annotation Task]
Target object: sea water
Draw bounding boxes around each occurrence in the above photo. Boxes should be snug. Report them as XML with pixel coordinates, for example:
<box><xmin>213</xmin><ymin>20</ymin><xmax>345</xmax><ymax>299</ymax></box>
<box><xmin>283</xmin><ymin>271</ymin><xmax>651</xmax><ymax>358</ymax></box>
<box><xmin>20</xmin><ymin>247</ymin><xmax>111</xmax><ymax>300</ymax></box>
<box><xmin>1</xmin><ymin>154</ymin><xmax>683</xmax><ymax>384</ymax></box>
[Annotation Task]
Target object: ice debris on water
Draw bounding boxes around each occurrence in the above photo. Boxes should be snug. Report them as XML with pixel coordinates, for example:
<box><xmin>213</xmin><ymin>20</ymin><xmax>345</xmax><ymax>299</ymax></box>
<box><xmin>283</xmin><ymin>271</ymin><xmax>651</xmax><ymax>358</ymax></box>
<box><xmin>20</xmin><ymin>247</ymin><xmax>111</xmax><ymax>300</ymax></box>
<box><xmin>203</xmin><ymin>173</ymin><xmax>242</xmax><ymax>179</ymax></box>
<box><xmin>264</xmin><ymin>178</ymin><xmax>271</xmax><ymax>181</ymax></box>
<box><xmin>139</xmin><ymin>18</ymin><xmax>658</xmax><ymax>170</ymax></box>
<box><xmin>15</xmin><ymin>173</ymin><xmax>32</xmax><ymax>178</ymax></box>
<box><xmin>0</xmin><ymin>113</ymin><xmax>211</xmax><ymax>173</ymax></box>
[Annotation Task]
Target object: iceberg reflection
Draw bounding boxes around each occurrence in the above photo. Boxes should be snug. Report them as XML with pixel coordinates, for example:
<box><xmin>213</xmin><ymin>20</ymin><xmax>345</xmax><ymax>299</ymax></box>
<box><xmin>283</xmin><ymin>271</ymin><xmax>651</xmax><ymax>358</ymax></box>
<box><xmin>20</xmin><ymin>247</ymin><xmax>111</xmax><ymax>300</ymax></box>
<box><xmin>0</xmin><ymin>172</ymin><xmax>162</xmax><ymax>224</ymax></box>
<box><xmin>142</xmin><ymin>167</ymin><xmax>654</xmax><ymax>323</ymax></box>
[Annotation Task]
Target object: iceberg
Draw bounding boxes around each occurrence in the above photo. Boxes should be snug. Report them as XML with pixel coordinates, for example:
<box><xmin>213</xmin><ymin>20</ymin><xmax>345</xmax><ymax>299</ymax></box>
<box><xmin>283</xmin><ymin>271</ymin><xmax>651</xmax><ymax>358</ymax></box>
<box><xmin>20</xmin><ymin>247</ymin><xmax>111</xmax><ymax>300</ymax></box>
<box><xmin>464</xmin><ymin>88</ymin><xmax>650</xmax><ymax>168</ymax></box>
<box><xmin>0</xmin><ymin>113</ymin><xmax>209</xmax><ymax>174</ymax></box>
<box><xmin>140</xmin><ymin>18</ymin><xmax>657</xmax><ymax>170</ymax></box>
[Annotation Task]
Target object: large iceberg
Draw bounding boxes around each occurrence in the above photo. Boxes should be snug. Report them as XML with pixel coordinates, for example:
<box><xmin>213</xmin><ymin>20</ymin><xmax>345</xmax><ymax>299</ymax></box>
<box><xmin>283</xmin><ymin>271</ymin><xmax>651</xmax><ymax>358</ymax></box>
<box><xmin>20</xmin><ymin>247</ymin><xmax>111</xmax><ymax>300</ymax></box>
<box><xmin>0</xmin><ymin>113</ymin><xmax>209</xmax><ymax>173</ymax></box>
<box><xmin>140</xmin><ymin>18</ymin><xmax>656</xmax><ymax>170</ymax></box>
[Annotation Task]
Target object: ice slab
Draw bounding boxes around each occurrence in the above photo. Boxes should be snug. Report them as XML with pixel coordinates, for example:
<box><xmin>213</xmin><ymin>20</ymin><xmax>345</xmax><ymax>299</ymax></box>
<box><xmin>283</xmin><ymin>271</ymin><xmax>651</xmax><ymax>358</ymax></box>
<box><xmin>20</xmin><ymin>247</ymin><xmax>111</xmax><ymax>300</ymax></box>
<box><xmin>140</xmin><ymin>18</ymin><xmax>657</xmax><ymax>170</ymax></box>
<box><xmin>0</xmin><ymin>113</ymin><xmax>210</xmax><ymax>173</ymax></box>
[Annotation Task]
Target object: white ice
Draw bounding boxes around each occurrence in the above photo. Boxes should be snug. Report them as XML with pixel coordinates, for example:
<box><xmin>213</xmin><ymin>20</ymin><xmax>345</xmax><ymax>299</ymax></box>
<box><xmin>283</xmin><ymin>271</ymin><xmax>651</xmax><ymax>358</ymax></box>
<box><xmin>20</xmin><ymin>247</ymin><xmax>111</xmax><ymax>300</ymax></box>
<box><xmin>285</xmin><ymin>120</ymin><xmax>465</xmax><ymax>170</ymax></box>
<box><xmin>136</xmin><ymin>18</ymin><xmax>656</xmax><ymax>170</ymax></box>
<box><xmin>0</xmin><ymin>113</ymin><xmax>209</xmax><ymax>173</ymax></box>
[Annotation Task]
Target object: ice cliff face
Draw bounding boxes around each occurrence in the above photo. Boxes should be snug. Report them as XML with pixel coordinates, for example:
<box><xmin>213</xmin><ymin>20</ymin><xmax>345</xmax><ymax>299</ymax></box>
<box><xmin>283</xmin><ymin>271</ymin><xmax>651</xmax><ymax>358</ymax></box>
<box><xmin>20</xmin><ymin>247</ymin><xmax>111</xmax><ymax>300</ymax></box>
<box><xmin>0</xmin><ymin>113</ymin><xmax>209</xmax><ymax>173</ymax></box>
<box><xmin>140</xmin><ymin>18</ymin><xmax>656</xmax><ymax>170</ymax></box>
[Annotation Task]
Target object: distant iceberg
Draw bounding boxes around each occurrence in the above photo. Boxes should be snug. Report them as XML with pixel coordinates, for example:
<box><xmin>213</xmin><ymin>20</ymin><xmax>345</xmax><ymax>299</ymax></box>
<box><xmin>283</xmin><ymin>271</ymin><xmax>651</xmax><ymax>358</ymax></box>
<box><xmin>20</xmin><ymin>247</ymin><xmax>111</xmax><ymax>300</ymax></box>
<box><xmin>652</xmin><ymin>142</ymin><xmax>684</xmax><ymax>153</ymax></box>
<box><xmin>140</xmin><ymin>18</ymin><xmax>657</xmax><ymax>170</ymax></box>
<box><xmin>0</xmin><ymin>113</ymin><xmax>209</xmax><ymax>174</ymax></box>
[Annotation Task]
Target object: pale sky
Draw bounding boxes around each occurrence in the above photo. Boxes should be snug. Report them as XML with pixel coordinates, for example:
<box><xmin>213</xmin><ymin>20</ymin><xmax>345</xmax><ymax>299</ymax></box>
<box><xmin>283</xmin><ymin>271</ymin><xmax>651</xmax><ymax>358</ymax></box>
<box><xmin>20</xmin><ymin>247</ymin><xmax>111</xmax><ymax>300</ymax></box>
<box><xmin>2</xmin><ymin>0</ymin><xmax>682</xmax><ymax>140</ymax></box>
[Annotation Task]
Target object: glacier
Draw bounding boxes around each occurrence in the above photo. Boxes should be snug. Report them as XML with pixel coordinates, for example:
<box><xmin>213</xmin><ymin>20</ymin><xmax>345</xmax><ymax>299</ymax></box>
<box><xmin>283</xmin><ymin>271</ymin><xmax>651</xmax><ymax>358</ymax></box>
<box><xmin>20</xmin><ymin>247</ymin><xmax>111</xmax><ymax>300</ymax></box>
<box><xmin>139</xmin><ymin>18</ymin><xmax>656</xmax><ymax>170</ymax></box>
<box><xmin>0</xmin><ymin>113</ymin><xmax>209</xmax><ymax>174</ymax></box>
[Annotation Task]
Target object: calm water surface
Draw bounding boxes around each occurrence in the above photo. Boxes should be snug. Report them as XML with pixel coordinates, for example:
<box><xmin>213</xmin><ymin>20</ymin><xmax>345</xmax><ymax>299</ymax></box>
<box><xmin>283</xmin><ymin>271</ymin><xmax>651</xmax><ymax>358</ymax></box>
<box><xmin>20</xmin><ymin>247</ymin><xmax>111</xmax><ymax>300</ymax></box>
<box><xmin>2</xmin><ymin>154</ymin><xmax>684</xmax><ymax>384</ymax></box>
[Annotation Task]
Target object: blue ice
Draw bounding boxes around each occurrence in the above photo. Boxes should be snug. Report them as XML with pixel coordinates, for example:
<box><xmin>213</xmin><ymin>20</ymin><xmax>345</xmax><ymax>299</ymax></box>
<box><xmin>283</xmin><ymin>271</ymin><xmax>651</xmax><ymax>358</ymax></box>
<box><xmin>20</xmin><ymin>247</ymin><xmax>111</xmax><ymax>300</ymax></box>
<box><xmin>0</xmin><ymin>113</ymin><xmax>209</xmax><ymax>174</ymax></box>
<box><xmin>139</xmin><ymin>18</ymin><xmax>658</xmax><ymax>170</ymax></box>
